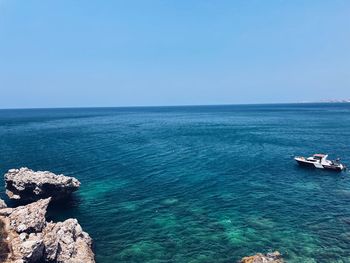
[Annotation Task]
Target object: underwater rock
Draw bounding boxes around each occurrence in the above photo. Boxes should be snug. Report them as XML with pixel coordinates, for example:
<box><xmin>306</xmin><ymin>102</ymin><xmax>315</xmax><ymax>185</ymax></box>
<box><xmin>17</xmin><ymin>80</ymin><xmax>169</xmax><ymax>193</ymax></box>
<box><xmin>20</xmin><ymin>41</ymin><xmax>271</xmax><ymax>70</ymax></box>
<box><xmin>240</xmin><ymin>251</ymin><xmax>283</xmax><ymax>263</ymax></box>
<box><xmin>0</xmin><ymin>198</ymin><xmax>95</xmax><ymax>263</ymax></box>
<box><xmin>4</xmin><ymin>167</ymin><xmax>80</xmax><ymax>202</ymax></box>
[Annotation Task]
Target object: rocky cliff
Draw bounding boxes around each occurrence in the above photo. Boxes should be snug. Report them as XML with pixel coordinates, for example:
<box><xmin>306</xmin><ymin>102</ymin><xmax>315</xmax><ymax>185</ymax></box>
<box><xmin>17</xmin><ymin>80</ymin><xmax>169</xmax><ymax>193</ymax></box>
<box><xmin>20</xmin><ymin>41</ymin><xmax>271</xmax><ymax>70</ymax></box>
<box><xmin>5</xmin><ymin>168</ymin><xmax>80</xmax><ymax>202</ymax></box>
<box><xmin>0</xmin><ymin>198</ymin><xmax>94</xmax><ymax>263</ymax></box>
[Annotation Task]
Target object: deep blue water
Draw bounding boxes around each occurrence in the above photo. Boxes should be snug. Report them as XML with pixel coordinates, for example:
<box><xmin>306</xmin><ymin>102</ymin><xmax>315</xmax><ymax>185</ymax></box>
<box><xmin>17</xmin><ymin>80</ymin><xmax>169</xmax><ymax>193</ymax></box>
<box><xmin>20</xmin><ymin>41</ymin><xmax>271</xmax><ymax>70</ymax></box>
<box><xmin>1</xmin><ymin>103</ymin><xmax>350</xmax><ymax>263</ymax></box>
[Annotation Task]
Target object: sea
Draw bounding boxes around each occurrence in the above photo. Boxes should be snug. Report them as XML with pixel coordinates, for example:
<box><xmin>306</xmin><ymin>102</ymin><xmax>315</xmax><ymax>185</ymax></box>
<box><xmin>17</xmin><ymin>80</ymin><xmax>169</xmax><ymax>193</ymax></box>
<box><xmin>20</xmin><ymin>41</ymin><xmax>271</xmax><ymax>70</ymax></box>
<box><xmin>0</xmin><ymin>103</ymin><xmax>350</xmax><ymax>263</ymax></box>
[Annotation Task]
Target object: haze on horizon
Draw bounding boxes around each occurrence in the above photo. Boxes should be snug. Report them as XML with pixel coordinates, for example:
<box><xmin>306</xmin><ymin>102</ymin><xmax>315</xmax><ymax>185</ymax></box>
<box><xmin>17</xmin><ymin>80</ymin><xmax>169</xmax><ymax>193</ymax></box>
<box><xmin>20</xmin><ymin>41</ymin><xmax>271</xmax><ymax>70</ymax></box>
<box><xmin>0</xmin><ymin>0</ymin><xmax>349</xmax><ymax>109</ymax></box>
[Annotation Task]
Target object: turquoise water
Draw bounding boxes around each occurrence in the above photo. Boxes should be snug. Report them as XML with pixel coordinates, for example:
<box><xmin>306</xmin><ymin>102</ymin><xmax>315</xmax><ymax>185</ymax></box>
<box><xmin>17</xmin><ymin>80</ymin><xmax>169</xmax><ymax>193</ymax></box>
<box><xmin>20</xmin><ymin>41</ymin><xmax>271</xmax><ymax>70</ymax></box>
<box><xmin>1</xmin><ymin>104</ymin><xmax>350</xmax><ymax>263</ymax></box>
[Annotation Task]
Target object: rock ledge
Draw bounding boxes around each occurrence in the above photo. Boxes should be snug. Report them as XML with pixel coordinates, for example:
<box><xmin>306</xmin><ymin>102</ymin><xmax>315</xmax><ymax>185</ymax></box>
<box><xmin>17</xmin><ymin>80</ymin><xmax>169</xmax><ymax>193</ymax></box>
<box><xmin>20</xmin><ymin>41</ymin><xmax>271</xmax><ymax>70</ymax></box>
<box><xmin>5</xmin><ymin>167</ymin><xmax>80</xmax><ymax>202</ymax></box>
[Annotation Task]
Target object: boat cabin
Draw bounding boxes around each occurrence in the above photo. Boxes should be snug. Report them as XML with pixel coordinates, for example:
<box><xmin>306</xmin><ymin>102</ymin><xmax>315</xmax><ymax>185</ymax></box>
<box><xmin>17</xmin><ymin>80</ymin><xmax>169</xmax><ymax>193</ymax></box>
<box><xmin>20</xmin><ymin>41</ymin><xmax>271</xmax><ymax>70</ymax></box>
<box><xmin>306</xmin><ymin>154</ymin><xmax>328</xmax><ymax>163</ymax></box>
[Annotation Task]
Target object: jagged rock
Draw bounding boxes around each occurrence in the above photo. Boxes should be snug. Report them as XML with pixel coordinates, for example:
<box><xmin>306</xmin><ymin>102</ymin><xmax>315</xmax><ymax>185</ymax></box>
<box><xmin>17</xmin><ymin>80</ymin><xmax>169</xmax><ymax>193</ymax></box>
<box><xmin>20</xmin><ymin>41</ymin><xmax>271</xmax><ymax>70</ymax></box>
<box><xmin>43</xmin><ymin>219</ymin><xmax>95</xmax><ymax>263</ymax></box>
<box><xmin>9</xmin><ymin>198</ymin><xmax>50</xmax><ymax>233</ymax></box>
<box><xmin>5</xmin><ymin>167</ymin><xmax>80</xmax><ymax>201</ymax></box>
<box><xmin>12</xmin><ymin>233</ymin><xmax>44</xmax><ymax>263</ymax></box>
<box><xmin>0</xmin><ymin>198</ymin><xmax>7</xmax><ymax>208</ymax></box>
<box><xmin>240</xmin><ymin>251</ymin><xmax>283</xmax><ymax>263</ymax></box>
<box><xmin>0</xmin><ymin>198</ymin><xmax>49</xmax><ymax>262</ymax></box>
<box><xmin>0</xmin><ymin>198</ymin><xmax>95</xmax><ymax>263</ymax></box>
<box><xmin>0</xmin><ymin>208</ymin><xmax>13</xmax><ymax>217</ymax></box>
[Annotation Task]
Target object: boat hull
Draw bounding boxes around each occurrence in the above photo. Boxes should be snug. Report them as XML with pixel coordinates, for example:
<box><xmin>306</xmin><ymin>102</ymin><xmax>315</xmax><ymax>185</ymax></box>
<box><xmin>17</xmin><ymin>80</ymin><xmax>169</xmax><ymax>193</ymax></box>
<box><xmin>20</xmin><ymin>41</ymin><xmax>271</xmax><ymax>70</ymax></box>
<box><xmin>295</xmin><ymin>158</ymin><xmax>345</xmax><ymax>172</ymax></box>
<box><xmin>322</xmin><ymin>165</ymin><xmax>344</xmax><ymax>172</ymax></box>
<box><xmin>295</xmin><ymin>159</ymin><xmax>316</xmax><ymax>168</ymax></box>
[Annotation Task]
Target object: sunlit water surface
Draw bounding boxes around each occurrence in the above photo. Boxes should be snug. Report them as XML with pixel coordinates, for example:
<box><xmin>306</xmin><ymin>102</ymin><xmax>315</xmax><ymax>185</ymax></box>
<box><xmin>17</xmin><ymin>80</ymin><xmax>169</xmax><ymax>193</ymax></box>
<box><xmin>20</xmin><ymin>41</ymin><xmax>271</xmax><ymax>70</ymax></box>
<box><xmin>1</xmin><ymin>104</ymin><xmax>350</xmax><ymax>263</ymax></box>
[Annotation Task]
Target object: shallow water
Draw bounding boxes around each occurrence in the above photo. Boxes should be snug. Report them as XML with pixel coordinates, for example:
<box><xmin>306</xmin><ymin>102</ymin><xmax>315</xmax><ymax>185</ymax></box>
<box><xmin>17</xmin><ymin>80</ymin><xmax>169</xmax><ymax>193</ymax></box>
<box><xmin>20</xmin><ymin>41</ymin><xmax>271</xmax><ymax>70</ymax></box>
<box><xmin>1</xmin><ymin>103</ymin><xmax>350</xmax><ymax>262</ymax></box>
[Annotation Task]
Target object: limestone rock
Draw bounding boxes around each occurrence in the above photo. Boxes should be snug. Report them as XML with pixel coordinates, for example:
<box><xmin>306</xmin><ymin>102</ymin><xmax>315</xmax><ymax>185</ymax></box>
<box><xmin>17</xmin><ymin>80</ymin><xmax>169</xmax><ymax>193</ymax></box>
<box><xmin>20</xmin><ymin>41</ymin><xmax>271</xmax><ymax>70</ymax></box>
<box><xmin>5</xmin><ymin>167</ymin><xmax>80</xmax><ymax>201</ymax></box>
<box><xmin>240</xmin><ymin>251</ymin><xmax>283</xmax><ymax>263</ymax></box>
<box><xmin>0</xmin><ymin>207</ymin><xmax>13</xmax><ymax>217</ymax></box>
<box><xmin>0</xmin><ymin>198</ymin><xmax>95</xmax><ymax>263</ymax></box>
<box><xmin>0</xmin><ymin>198</ymin><xmax>7</xmax><ymax>208</ymax></box>
<box><xmin>11</xmin><ymin>233</ymin><xmax>44</xmax><ymax>263</ymax></box>
<box><xmin>43</xmin><ymin>218</ymin><xmax>95</xmax><ymax>263</ymax></box>
<box><xmin>9</xmin><ymin>198</ymin><xmax>50</xmax><ymax>233</ymax></box>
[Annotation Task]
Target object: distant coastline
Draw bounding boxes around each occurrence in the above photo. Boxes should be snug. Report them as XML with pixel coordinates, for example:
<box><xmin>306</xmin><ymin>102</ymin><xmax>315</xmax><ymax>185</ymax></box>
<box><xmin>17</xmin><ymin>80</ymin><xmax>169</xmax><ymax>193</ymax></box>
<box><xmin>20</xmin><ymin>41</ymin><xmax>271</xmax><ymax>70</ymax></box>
<box><xmin>300</xmin><ymin>99</ymin><xmax>350</xmax><ymax>103</ymax></box>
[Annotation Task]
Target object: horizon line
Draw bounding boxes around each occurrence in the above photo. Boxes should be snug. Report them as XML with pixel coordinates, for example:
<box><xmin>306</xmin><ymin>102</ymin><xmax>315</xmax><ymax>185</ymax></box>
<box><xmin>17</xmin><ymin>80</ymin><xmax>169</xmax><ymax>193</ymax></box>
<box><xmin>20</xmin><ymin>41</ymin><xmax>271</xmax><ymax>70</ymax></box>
<box><xmin>0</xmin><ymin>101</ymin><xmax>349</xmax><ymax>111</ymax></box>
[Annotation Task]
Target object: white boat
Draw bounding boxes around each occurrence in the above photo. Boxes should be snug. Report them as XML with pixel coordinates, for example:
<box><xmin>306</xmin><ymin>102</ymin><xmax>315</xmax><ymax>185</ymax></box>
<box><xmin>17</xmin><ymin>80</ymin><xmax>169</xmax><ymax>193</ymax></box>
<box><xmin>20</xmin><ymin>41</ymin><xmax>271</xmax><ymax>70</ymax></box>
<box><xmin>294</xmin><ymin>154</ymin><xmax>346</xmax><ymax>172</ymax></box>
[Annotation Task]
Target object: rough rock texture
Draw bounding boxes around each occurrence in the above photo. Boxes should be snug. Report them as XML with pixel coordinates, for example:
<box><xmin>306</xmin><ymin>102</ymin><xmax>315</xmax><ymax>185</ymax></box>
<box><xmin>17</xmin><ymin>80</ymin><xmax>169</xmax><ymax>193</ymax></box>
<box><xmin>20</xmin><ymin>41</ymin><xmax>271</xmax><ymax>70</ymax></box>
<box><xmin>0</xmin><ymin>200</ymin><xmax>10</xmax><ymax>263</ymax></box>
<box><xmin>0</xmin><ymin>198</ymin><xmax>7</xmax><ymax>209</ymax></box>
<box><xmin>5</xmin><ymin>168</ymin><xmax>80</xmax><ymax>202</ymax></box>
<box><xmin>43</xmin><ymin>219</ymin><xmax>95</xmax><ymax>263</ymax></box>
<box><xmin>240</xmin><ymin>251</ymin><xmax>283</xmax><ymax>263</ymax></box>
<box><xmin>10</xmin><ymin>232</ymin><xmax>44</xmax><ymax>263</ymax></box>
<box><xmin>0</xmin><ymin>198</ymin><xmax>95</xmax><ymax>263</ymax></box>
<box><xmin>9</xmin><ymin>198</ymin><xmax>50</xmax><ymax>233</ymax></box>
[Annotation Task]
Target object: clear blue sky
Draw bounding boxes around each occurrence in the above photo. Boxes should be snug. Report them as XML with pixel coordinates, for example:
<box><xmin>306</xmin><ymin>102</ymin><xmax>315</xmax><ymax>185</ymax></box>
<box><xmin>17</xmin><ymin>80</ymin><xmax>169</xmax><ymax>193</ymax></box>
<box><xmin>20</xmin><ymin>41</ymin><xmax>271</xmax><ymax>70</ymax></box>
<box><xmin>0</xmin><ymin>0</ymin><xmax>349</xmax><ymax>108</ymax></box>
